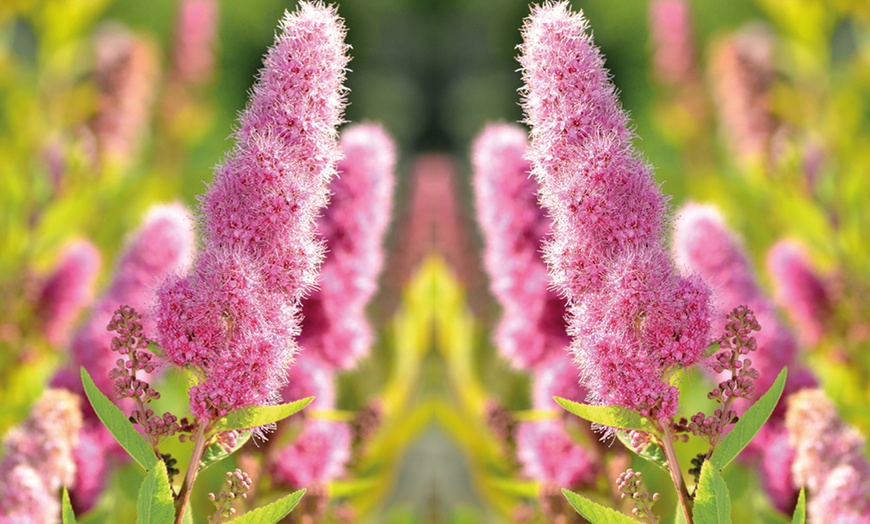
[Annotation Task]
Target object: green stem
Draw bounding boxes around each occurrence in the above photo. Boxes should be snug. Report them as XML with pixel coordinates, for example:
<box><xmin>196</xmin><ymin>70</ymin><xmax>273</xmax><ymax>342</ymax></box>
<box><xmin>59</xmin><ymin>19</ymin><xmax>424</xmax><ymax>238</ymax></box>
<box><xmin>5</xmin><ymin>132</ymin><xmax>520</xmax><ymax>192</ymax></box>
<box><xmin>174</xmin><ymin>423</ymin><xmax>208</xmax><ymax>524</ymax></box>
<box><xmin>660</xmin><ymin>423</ymin><xmax>693</xmax><ymax>524</ymax></box>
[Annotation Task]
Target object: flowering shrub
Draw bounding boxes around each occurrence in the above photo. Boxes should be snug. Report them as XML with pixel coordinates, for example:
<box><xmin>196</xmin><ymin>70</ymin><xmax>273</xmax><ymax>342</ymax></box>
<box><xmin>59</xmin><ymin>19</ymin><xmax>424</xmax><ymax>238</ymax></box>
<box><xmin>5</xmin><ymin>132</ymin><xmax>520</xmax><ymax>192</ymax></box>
<box><xmin>1</xmin><ymin>0</ymin><xmax>869</xmax><ymax>523</ymax></box>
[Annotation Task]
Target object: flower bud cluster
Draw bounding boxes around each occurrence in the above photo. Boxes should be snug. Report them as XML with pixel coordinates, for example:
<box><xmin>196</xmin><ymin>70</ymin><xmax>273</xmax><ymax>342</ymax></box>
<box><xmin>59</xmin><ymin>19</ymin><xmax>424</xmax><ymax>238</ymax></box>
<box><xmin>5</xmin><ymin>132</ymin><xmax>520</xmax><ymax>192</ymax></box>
<box><xmin>616</xmin><ymin>468</ymin><xmax>660</xmax><ymax>520</ymax></box>
<box><xmin>208</xmin><ymin>468</ymin><xmax>253</xmax><ymax>521</ymax></box>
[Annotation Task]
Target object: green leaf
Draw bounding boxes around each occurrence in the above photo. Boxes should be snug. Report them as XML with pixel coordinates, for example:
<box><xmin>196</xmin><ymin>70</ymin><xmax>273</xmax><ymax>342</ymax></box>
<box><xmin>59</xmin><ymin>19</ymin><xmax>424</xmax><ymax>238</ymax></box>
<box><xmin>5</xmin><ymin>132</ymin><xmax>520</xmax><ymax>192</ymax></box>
<box><xmin>674</xmin><ymin>502</ymin><xmax>687</xmax><ymax>524</ymax></box>
<box><xmin>554</xmin><ymin>398</ymin><xmax>654</xmax><ymax>431</ymax></box>
<box><xmin>146</xmin><ymin>342</ymin><xmax>166</xmax><ymax>358</ymax></box>
<box><xmin>199</xmin><ymin>430</ymin><xmax>252</xmax><ymax>472</ymax></box>
<box><xmin>710</xmin><ymin>368</ymin><xmax>788</xmax><ymax>470</ymax></box>
<box><xmin>487</xmin><ymin>478</ymin><xmax>539</xmax><ymax>498</ymax></box>
<box><xmin>136</xmin><ymin>460</ymin><xmax>175</xmax><ymax>524</ymax></box>
<box><xmin>211</xmin><ymin>397</ymin><xmax>313</xmax><ymax>433</ymax></box>
<box><xmin>62</xmin><ymin>487</ymin><xmax>77</xmax><ymax>524</ymax></box>
<box><xmin>616</xmin><ymin>431</ymin><xmax>668</xmax><ymax>473</ymax></box>
<box><xmin>228</xmin><ymin>489</ymin><xmax>306</xmax><ymax>524</ymax></box>
<box><xmin>693</xmin><ymin>460</ymin><xmax>732</xmax><ymax>524</ymax></box>
<box><xmin>80</xmin><ymin>367</ymin><xmax>157</xmax><ymax>471</ymax></box>
<box><xmin>791</xmin><ymin>488</ymin><xmax>806</xmax><ymax>524</ymax></box>
<box><xmin>704</xmin><ymin>341</ymin><xmax>722</xmax><ymax>358</ymax></box>
<box><xmin>561</xmin><ymin>489</ymin><xmax>637</xmax><ymax>523</ymax></box>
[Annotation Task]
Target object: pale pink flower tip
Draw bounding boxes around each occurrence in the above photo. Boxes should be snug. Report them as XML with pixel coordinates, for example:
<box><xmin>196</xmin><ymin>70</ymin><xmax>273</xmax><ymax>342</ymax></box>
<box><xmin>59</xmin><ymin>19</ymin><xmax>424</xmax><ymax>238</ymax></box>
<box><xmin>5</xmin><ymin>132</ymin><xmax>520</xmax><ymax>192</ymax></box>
<box><xmin>171</xmin><ymin>0</ymin><xmax>219</xmax><ymax>85</ymax></box>
<box><xmin>270</xmin><ymin>420</ymin><xmax>351</xmax><ymax>488</ymax></box>
<box><xmin>472</xmin><ymin>123</ymin><xmax>569</xmax><ymax>369</ymax></box>
<box><xmin>786</xmin><ymin>389</ymin><xmax>870</xmax><ymax>522</ymax></box>
<box><xmin>37</xmin><ymin>239</ymin><xmax>101</xmax><ymax>346</ymax></box>
<box><xmin>649</xmin><ymin>0</ymin><xmax>696</xmax><ymax>85</ymax></box>
<box><xmin>156</xmin><ymin>3</ymin><xmax>348</xmax><ymax>420</ymax></box>
<box><xmin>300</xmin><ymin>123</ymin><xmax>396</xmax><ymax>369</ymax></box>
<box><xmin>281</xmin><ymin>353</ymin><xmax>335</xmax><ymax>411</ymax></box>
<box><xmin>767</xmin><ymin>239</ymin><xmax>829</xmax><ymax>346</ymax></box>
<box><xmin>516</xmin><ymin>420</ymin><xmax>597</xmax><ymax>488</ymax></box>
<box><xmin>520</xmin><ymin>2</ymin><xmax>713</xmax><ymax>419</ymax></box>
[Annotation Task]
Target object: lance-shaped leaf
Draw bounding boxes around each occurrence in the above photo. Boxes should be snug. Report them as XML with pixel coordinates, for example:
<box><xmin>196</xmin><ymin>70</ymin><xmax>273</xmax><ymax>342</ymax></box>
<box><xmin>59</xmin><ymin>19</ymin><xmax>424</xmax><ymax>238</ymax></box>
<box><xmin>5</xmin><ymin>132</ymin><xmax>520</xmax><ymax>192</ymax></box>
<box><xmin>62</xmin><ymin>488</ymin><xmax>77</xmax><ymax>524</ymax></box>
<box><xmin>554</xmin><ymin>397</ymin><xmax>654</xmax><ymax>431</ymax></box>
<box><xmin>710</xmin><ymin>368</ymin><xmax>787</xmax><ymax>470</ymax></box>
<box><xmin>211</xmin><ymin>397</ymin><xmax>313</xmax><ymax>433</ymax></box>
<box><xmin>199</xmin><ymin>431</ymin><xmax>253</xmax><ymax>472</ymax></box>
<box><xmin>616</xmin><ymin>431</ymin><xmax>668</xmax><ymax>473</ymax></box>
<box><xmin>562</xmin><ymin>489</ymin><xmax>637</xmax><ymax>523</ymax></box>
<box><xmin>792</xmin><ymin>488</ymin><xmax>806</xmax><ymax>524</ymax></box>
<box><xmin>81</xmin><ymin>367</ymin><xmax>157</xmax><ymax>471</ymax></box>
<box><xmin>693</xmin><ymin>460</ymin><xmax>732</xmax><ymax>523</ymax></box>
<box><xmin>229</xmin><ymin>489</ymin><xmax>306</xmax><ymax>524</ymax></box>
<box><xmin>136</xmin><ymin>460</ymin><xmax>174</xmax><ymax>524</ymax></box>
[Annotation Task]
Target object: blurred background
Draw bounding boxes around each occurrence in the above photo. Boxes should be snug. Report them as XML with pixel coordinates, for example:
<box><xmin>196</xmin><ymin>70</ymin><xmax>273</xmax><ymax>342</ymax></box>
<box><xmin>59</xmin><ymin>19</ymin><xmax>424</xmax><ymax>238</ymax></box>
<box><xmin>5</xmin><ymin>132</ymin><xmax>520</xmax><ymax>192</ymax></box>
<box><xmin>2</xmin><ymin>0</ymin><xmax>869</xmax><ymax>522</ymax></box>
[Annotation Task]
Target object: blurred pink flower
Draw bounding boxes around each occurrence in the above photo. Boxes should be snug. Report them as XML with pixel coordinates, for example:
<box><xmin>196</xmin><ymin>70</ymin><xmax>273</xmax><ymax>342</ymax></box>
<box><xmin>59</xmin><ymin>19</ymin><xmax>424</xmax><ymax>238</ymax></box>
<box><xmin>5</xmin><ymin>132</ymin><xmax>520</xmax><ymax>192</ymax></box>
<box><xmin>531</xmin><ymin>354</ymin><xmax>585</xmax><ymax>411</ymax></box>
<box><xmin>155</xmin><ymin>2</ymin><xmax>348</xmax><ymax>421</ymax></box>
<box><xmin>519</xmin><ymin>2</ymin><xmax>712</xmax><ymax>420</ymax></box>
<box><xmin>281</xmin><ymin>353</ymin><xmax>335</xmax><ymax>411</ymax></box>
<box><xmin>516</xmin><ymin>420</ymin><xmax>597</xmax><ymax>488</ymax></box>
<box><xmin>472</xmin><ymin>123</ymin><xmax>569</xmax><ymax>369</ymax></box>
<box><xmin>36</xmin><ymin>240</ymin><xmax>101</xmax><ymax>346</ymax></box>
<box><xmin>786</xmin><ymin>389</ymin><xmax>870</xmax><ymax>522</ymax></box>
<box><xmin>649</xmin><ymin>0</ymin><xmax>696</xmax><ymax>86</ymax></box>
<box><xmin>0</xmin><ymin>390</ymin><xmax>82</xmax><ymax>523</ymax></box>
<box><xmin>300</xmin><ymin>123</ymin><xmax>396</xmax><ymax>369</ymax></box>
<box><xmin>767</xmin><ymin>239</ymin><xmax>830</xmax><ymax>347</ymax></box>
<box><xmin>270</xmin><ymin>420</ymin><xmax>351</xmax><ymax>488</ymax></box>
<box><xmin>88</xmin><ymin>24</ymin><xmax>158</xmax><ymax>167</ymax></box>
<box><xmin>170</xmin><ymin>0</ymin><xmax>219</xmax><ymax>85</ymax></box>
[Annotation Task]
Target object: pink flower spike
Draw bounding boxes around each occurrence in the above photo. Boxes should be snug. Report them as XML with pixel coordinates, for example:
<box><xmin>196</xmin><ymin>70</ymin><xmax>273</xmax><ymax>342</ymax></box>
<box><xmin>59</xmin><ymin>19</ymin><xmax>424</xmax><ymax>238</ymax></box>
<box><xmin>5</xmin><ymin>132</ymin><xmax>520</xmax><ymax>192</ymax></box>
<box><xmin>786</xmin><ymin>389</ymin><xmax>870</xmax><ymax>522</ymax></box>
<box><xmin>300</xmin><ymin>123</ymin><xmax>396</xmax><ymax>369</ymax></box>
<box><xmin>472</xmin><ymin>123</ymin><xmax>569</xmax><ymax>369</ymax></box>
<box><xmin>519</xmin><ymin>2</ymin><xmax>713</xmax><ymax>420</ymax></box>
<box><xmin>37</xmin><ymin>239</ymin><xmax>101</xmax><ymax>346</ymax></box>
<box><xmin>516</xmin><ymin>420</ymin><xmax>597</xmax><ymax>488</ymax></box>
<box><xmin>270</xmin><ymin>420</ymin><xmax>351</xmax><ymax>488</ymax></box>
<box><xmin>155</xmin><ymin>2</ymin><xmax>349</xmax><ymax>422</ymax></box>
<box><xmin>281</xmin><ymin>352</ymin><xmax>335</xmax><ymax>411</ymax></box>
<box><xmin>767</xmin><ymin>239</ymin><xmax>830</xmax><ymax>347</ymax></box>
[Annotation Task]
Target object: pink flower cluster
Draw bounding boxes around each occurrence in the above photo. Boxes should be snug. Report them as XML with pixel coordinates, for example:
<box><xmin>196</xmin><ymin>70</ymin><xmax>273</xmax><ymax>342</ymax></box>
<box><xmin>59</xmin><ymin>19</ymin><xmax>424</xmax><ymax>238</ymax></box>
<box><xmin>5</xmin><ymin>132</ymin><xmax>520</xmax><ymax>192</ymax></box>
<box><xmin>516</xmin><ymin>420</ymin><xmax>597</xmax><ymax>489</ymax></box>
<box><xmin>36</xmin><ymin>239</ymin><xmax>101</xmax><ymax>346</ymax></box>
<box><xmin>786</xmin><ymin>389</ymin><xmax>870</xmax><ymax>523</ymax></box>
<box><xmin>473</xmin><ymin>123</ymin><xmax>570</xmax><ymax>369</ymax></box>
<box><xmin>519</xmin><ymin>2</ymin><xmax>712</xmax><ymax>421</ymax></box>
<box><xmin>155</xmin><ymin>2</ymin><xmax>349</xmax><ymax>422</ymax></box>
<box><xmin>300</xmin><ymin>123</ymin><xmax>396</xmax><ymax>369</ymax></box>
<box><xmin>0</xmin><ymin>389</ymin><xmax>82</xmax><ymax>524</ymax></box>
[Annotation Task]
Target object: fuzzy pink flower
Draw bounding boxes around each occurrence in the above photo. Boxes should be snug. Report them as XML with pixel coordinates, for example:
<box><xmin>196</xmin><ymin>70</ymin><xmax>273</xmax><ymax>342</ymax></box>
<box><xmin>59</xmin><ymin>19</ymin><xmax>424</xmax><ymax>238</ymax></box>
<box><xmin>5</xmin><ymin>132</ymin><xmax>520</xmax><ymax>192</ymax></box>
<box><xmin>516</xmin><ymin>420</ymin><xmax>597</xmax><ymax>488</ymax></box>
<box><xmin>170</xmin><ymin>0</ymin><xmax>218</xmax><ymax>85</ymax></box>
<box><xmin>649</xmin><ymin>0</ymin><xmax>696</xmax><ymax>86</ymax></box>
<box><xmin>300</xmin><ymin>123</ymin><xmax>396</xmax><ymax>369</ymax></box>
<box><xmin>472</xmin><ymin>123</ymin><xmax>570</xmax><ymax>369</ymax></box>
<box><xmin>155</xmin><ymin>3</ymin><xmax>348</xmax><ymax>421</ymax></box>
<box><xmin>519</xmin><ymin>2</ymin><xmax>712</xmax><ymax>420</ymax></box>
<box><xmin>767</xmin><ymin>239</ymin><xmax>830</xmax><ymax>347</ymax></box>
<box><xmin>36</xmin><ymin>240</ymin><xmax>101</xmax><ymax>346</ymax></box>
<box><xmin>786</xmin><ymin>389</ymin><xmax>870</xmax><ymax>522</ymax></box>
<box><xmin>270</xmin><ymin>420</ymin><xmax>351</xmax><ymax>488</ymax></box>
<box><xmin>531</xmin><ymin>354</ymin><xmax>585</xmax><ymax>410</ymax></box>
<box><xmin>756</xmin><ymin>425</ymin><xmax>799</xmax><ymax>513</ymax></box>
